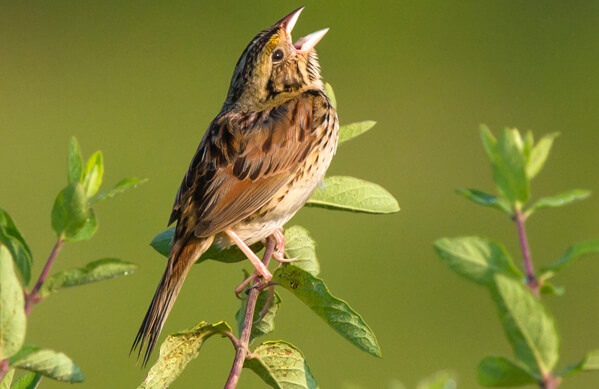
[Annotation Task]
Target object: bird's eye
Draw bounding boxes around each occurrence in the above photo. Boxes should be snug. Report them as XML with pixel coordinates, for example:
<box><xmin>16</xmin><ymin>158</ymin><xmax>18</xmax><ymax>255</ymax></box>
<box><xmin>272</xmin><ymin>49</ymin><xmax>284</xmax><ymax>62</ymax></box>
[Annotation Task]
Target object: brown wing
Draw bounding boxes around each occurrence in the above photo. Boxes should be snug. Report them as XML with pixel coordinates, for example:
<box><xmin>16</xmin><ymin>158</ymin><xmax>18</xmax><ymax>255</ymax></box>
<box><xmin>169</xmin><ymin>90</ymin><xmax>329</xmax><ymax>241</ymax></box>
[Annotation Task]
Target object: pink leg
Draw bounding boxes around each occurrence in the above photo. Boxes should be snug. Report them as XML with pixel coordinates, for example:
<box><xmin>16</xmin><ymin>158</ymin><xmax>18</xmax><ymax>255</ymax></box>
<box><xmin>271</xmin><ymin>228</ymin><xmax>298</xmax><ymax>263</ymax></box>
<box><xmin>225</xmin><ymin>229</ymin><xmax>272</xmax><ymax>282</ymax></box>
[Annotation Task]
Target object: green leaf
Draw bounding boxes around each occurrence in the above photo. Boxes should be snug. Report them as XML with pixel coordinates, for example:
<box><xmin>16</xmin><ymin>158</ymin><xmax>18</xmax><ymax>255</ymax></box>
<box><xmin>0</xmin><ymin>208</ymin><xmax>32</xmax><ymax>285</ymax></box>
<box><xmin>433</xmin><ymin>237</ymin><xmax>522</xmax><ymax>286</ymax></box>
<box><xmin>273</xmin><ymin>265</ymin><xmax>381</xmax><ymax>357</ymax></box>
<box><xmin>522</xmin><ymin>131</ymin><xmax>534</xmax><ymax>161</ymax></box>
<box><xmin>89</xmin><ymin>177</ymin><xmax>148</xmax><ymax>206</ymax></box>
<box><xmin>244</xmin><ymin>341</ymin><xmax>318</xmax><ymax>389</ymax></box>
<box><xmin>490</xmin><ymin>274</ymin><xmax>559</xmax><ymax>375</ymax></box>
<box><xmin>50</xmin><ymin>183</ymin><xmax>90</xmax><ymax>240</ymax></box>
<box><xmin>284</xmin><ymin>226</ymin><xmax>320</xmax><ymax>276</ymax></box>
<box><xmin>0</xmin><ymin>246</ymin><xmax>26</xmax><ymax>359</ymax></box>
<box><xmin>539</xmin><ymin>282</ymin><xmax>565</xmax><ymax>296</ymax></box>
<box><xmin>139</xmin><ymin>321</ymin><xmax>232</xmax><ymax>389</ymax></box>
<box><xmin>478</xmin><ymin>356</ymin><xmax>538</xmax><ymax>387</ymax></box>
<box><xmin>480</xmin><ymin>124</ymin><xmax>498</xmax><ymax>163</ymax></box>
<box><xmin>543</xmin><ymin>240</ymin><xmax>599</xmax><ymax>273</ymax></box>
<box><xmin>306</xmin><ymin>176</ymin><xmax>399</xmax><ymax>214</ymax></box>
<box><xmin>150</xmin><ymin>227</ymin><xmax>263</xmax><ymax>263</ymax></box>
<box><xmin>527</xmin><ymin>132</ymin><xmax>559</xmax><ymax>179</ymax></box>
<box><xmin>236</xmin><ymin>290</ymin><xmax>281</xmax><ymax>343</ymax></box>
<box><xmin>338</xmin><ymin>121</ymin><xmax>376</xmax><ymax>144</ymax></box>
<box><xmin>527</xmin><ymin>189</ymin><xmax>591</xmax><ymax>216</ymax></box>
<box><xmin>493</xmin><ymin>128</ymin><xmax>530</xmax><ymax>205</ymax></box>
<box><xmin>415</xmin><ymin>370</ymin><xmax>458</xmax><ymax>389</ymax></box>
<box><xmin>0</xmin><ymin>369</ymin><xmax>14</xmax><ymax>389</ymax></box>
<box><xmin>324</xmin><ymin>82</ymin><xmax>336</xmax><ymax>109</ymax></box>
<box><xmin>456</xmin><ymin>189</ymin><xmax>513</xmax><ymax>216</ymax></box>
<box><xmin>65</xmin><ymin>208</ymin><xmax>98</xmax><ymax>242</ymax></box>
<box><xmin>67</xmin><ymin>137</ymin><xmax>83</xmax><ymax>184</ymax></box>
<box><xmin>9</xmin><ymin>345</ymin><xmax>84</xmax><ymax>382</ymax></box>
<box><xmin>558</xmin><ymin>349</ymin><xmax>599</xmax><ymax>377</ymax></box>
<box><xmin>10</xmin><ymin>373</ymin><xmax>41</xmax><ymax>389</ymax></box>
<box><xmin>82</xmin><ymin>151</ymin><xmax>103</xmax><ymax>198</ymax></box>
<box><xmin>39</xmin><ymin>258</ymin><xmax>137</xmax><ymax>298</ymax></box>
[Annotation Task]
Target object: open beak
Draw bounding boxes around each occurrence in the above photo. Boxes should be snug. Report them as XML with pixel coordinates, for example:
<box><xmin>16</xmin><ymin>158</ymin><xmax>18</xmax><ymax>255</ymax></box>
<box><xmin>275</xmin><ymin>7</ymin><xmax>329</xmax><ymax>53</ymax></box>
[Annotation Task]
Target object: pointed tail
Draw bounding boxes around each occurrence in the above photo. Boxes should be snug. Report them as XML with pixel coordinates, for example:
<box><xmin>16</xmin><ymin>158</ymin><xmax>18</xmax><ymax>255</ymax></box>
<box><xmin>131</xmin><ymin>236</ymin><xmax>213</xmax><ymax>366</ymax></box>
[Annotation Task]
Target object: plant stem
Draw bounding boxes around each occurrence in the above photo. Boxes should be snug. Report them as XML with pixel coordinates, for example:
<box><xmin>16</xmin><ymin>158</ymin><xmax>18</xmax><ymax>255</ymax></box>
<box><xmin>0</xmin><ymin>237</ymin><xmax>65</xmax><ymax>382</ymax></box>
<box><xmin>224</xmin><ymin>237</ymin><xmax>275</xmax><ymax>389</ymax></box>
<box><xmin>25</xmin><ymin>237</ymin><xmax>64</xmax><ymax>315</ymax></box>
<box><xmin>514</xmin><ymin>207</ymin><xmax>540</xmax><ymax>296</ymax></box>
<box><xmin>0</xmin><ymin>359</ymin><xmax>8</xmax><ymax>382</ymax></box>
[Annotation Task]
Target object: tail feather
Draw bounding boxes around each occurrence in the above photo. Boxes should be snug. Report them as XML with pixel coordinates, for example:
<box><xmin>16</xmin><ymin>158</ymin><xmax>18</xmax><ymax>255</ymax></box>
<box><xmin>131</xmin><ymin>237</ymin><xmax>213</xmax><ymax>366</ymax></box>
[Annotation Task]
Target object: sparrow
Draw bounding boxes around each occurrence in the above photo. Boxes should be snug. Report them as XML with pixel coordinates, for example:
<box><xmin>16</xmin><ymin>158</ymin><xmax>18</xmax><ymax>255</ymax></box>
<box><xmin>132</xmin><ymin>7</ymin><xmax>338</xmax><ymax>366</ymax></box>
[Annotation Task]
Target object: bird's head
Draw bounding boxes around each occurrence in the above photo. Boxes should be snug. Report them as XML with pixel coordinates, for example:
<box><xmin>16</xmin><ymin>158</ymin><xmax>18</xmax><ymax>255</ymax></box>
<box><xmin>224</xmin><ymin>7</ymin><xmax>328</xmax><ymax>112</ymax></box>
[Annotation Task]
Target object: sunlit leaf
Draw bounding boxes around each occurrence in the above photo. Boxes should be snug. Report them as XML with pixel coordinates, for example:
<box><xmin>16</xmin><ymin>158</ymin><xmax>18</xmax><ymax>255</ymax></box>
<box><xmin>9</xmin><ymin>345</ymin><xmax>84</xmax><ymax>382</ymax></box>
<box><xmin>273</xmin><ymin>265</ymin><xmax>381</xmax><ymax>357</ymax></box>
<box><xmin>0</xmin><ymin>368</ymin><xmax>13</xmax><ymax>389</ymax></box>
<box><xmin>67</xmin><ymin>137</ymin><xmax>83</xmax><ymax>184</ymax></box>
<box><xmin>10</xmin><ymin>373</ymin><xmax>41</xmax><ymax>389</ymax></box>
<box><xmin>558</xmin><ymin>349</ymin><xmax>599</xmax><ymax>377</ymax></box>
<box><xmin>490</xmin><ymin>274</ymin><xmax>559</xmax><ymax>375</ymax></box>
<box><xmin>493</xmin><ymin>128</ymin><xmax>530</xmax><ymax>205</ymax></box>
<box><xmin>244</xmin><ymin>341</ymin><xmax>318</xmax><ymax>389</ymax></box>
<box><xmin>456</xmin><ymin>189</ymin><xmax>512</xmax><ymax>216</ymax></box>
<box><xmin>0</xmin><ymin>208</ymin><xmax>32</xmax><ymax>285</ymax></box>
<box><xmin>434</xmin><ymin>237</ymin><xmax>522</xmax><ymax>286</ymax></box>
<box><xmin>90</xmin><ymin>177</ymin><xmax>148</xmax><ymax>205</ymax></box>
<box><xmin>65</xmin><ymin>209</ymin><xmax>97</xmax><ymax>242</ymax></box>
<box><xmin>324</xmin><ymin>82</ymin><xmax>337</xmax><ymax>109</ymax></box>
<box><xmin>527</xmin><ymin>132</ymin><xmax>559</xmax><ymax>179</ymax></box>
<box><xmin>40</xmin><ymin>258</ymin><xmax>137</xmax><ymax>298</ymax></box>
<box><xmin>50</xmin><ymin>183</ymin><xmax>90</xmax><ymax>240</ymax></box>
<box><xmin>236</xmin><ymin>290</ymin><xmax>281</xmax><ymax>343</ymax></box>
<box><xmin>139</xmin><ymin>321</ymin><xmax>232</xmax><ymax>389</ymax></box>
<box><xmin>527</xmin><ymin>189</ymin><xmax>591</xmax><ymax>216</ymax></box>
<box><xmin>480</xmin><ymin>124</ymin><xmax>497</xmax><ymax>163</ymax></box>
<box><xmin>307</xmin><ymin>176</ymin><xmax>399</xmax><ymax>214</ymax></box>
<box><xmin>339</xmin><ymin>121</ymin><xmax>376</xmax><ymax>144</ymax></box>
<box><xmin>0</xmin><ymin>246</ymin><xmax>26</xmax><ymax>359</ymax></box>
<box><xmin>284</xmin><ymin>225</ymin><xmax>319</xmax><ymax>276</ymax></box>
<box><xmin>478</xmin><ymin>356</ymin><xmax>538</xmax><ymax>387</ymax></box>
<box><xmin>543</xmin><ymin>240</ymin><xmax>599</xmax><ymax>273</ymax></box>
<box><xmin>82</xmin><ymin>151</ymin><xmax>103</xmax><ymax>198</ymax></box>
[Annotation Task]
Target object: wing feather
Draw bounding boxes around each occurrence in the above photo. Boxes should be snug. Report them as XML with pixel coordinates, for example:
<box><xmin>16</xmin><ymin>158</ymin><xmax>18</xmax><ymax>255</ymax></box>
<box><xmin>169</xmin><ymin>91</ymin><xmax>327</xmax><ymax>241</ymax></box>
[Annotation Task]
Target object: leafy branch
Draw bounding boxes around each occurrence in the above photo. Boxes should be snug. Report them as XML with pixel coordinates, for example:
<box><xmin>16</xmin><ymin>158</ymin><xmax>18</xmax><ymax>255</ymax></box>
<box><xmin>0</xmin><ymin>138</ymin><xmax>145</xmax><ymax>387</ymax></box>
<box><xmin>435</xmin><ymin>126</ymin><xmax>599</xmax><ymax>388</ymax></box>
<box><xmin>138</xmin><ymin>84</ymin><xmax>398</xmax><ymax>388</ymax></box>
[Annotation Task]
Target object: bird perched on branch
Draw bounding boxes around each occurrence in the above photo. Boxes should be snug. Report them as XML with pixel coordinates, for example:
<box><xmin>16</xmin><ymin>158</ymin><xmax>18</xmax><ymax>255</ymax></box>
<box><xmin>132</xmin><ymin>7</ymin><xmax>338</xmax><ymax>365</ymax></box>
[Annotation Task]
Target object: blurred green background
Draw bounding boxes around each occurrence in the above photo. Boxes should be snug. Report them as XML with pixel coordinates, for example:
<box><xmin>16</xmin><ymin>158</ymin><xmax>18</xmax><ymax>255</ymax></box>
<box><xmin>2</xmin><ymin>1</ymin><xmax>599</xmax><ymax>388</ymax></box>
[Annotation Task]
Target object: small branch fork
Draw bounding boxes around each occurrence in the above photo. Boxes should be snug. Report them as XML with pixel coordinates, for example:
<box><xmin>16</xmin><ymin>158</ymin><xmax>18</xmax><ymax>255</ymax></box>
<box><xmin>223</xmin><ymin>236</ymin><xmax>276</xmax><ymax>389</ymax></box>
<box><xmin>514</xmin><ymin>207</ymin><xmax>540</xmax><ymax>297</ymax></box>
<box><xmin>0</xmin><ymin>237</ymin><xmax>65</xmax><ymax>381</ymax></box>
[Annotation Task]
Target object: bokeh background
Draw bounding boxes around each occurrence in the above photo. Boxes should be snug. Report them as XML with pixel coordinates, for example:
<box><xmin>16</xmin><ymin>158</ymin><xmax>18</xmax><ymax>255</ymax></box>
<box><xmin>2</xmin><ymin>1</ymin><xmax>599</xmax><ymax>388</ymax></box>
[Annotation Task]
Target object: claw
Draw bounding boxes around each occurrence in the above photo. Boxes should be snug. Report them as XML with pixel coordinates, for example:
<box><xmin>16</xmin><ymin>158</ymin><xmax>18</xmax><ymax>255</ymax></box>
<box><xmin>272</xmin><ymin>251</ymin><xmax>298</xmax><ymax>263</ymax></box>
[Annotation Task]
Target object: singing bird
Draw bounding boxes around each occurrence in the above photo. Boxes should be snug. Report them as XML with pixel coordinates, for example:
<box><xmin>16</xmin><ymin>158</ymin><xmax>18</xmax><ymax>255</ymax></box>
<box><xmin>132</xmin><ymin>7</ymin><xmax>339</xmax><ymax>365</ymax></box>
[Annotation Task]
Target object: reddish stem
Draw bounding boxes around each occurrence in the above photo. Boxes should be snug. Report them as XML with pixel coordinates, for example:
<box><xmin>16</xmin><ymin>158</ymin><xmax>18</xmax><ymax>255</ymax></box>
<box><xmin>0</xmin><ymin>237</ymin><xmax>65</xmax><ymax>382</ymax></box>
<box><xmin>24</xmin><ymin>237</ymin><xmax>64</xmax><ymax>315</ymax></box>
<box><xmin>224</xmin><ymin>237</ymin><xmax>275</xmax><ymax>389</ymax></box>
<box><xmin>514</xmin><ymin>208</ymin><xmax>540</xmax><ymax>297</ymax></box>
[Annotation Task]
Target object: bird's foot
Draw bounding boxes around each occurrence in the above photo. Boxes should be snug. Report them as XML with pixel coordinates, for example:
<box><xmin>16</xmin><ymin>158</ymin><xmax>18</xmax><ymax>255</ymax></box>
<box><xmin>226</xmin><ymin>229</ymin><xmax>273</xmax><ymax>283</ymax></box>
